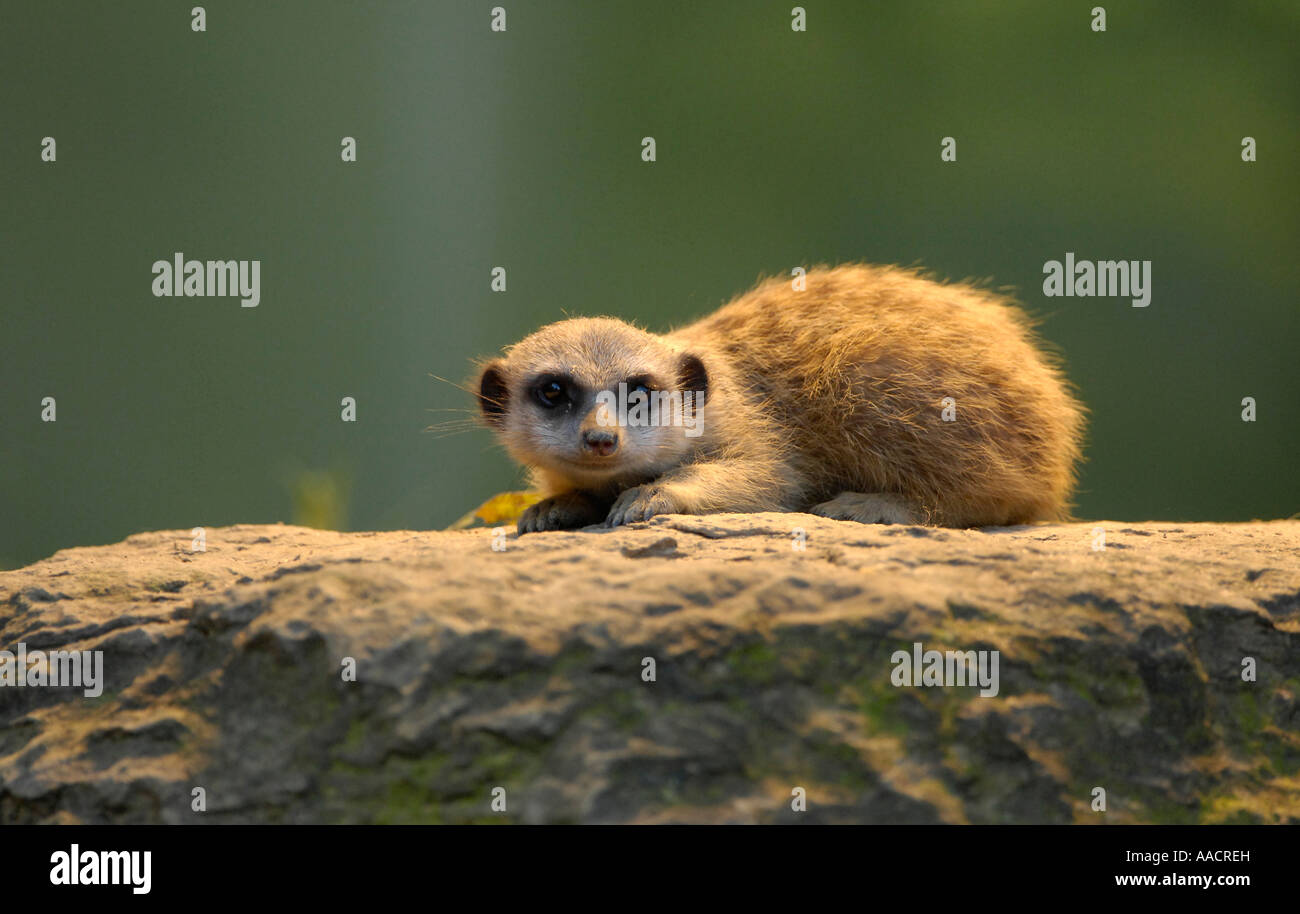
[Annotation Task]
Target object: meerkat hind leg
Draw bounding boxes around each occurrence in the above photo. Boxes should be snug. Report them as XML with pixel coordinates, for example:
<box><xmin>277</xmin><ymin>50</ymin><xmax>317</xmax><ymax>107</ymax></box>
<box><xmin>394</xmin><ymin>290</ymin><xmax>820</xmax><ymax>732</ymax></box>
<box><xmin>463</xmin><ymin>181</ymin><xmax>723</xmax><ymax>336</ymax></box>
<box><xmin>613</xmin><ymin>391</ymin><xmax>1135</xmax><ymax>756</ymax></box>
<box><xmin>809</xmin><ymin>492</ymin><xmax>921</xmax><ymax>526</ymax></box>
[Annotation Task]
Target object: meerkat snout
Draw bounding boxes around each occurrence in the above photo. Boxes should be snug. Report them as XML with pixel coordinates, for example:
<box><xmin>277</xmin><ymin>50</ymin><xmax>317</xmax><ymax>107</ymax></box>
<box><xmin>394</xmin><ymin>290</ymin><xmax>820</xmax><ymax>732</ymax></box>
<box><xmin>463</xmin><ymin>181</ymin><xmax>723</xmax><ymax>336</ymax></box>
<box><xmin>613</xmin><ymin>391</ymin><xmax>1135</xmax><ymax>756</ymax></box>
<box><xmin>581</xmin><ymin>428</ymin><xmax>619</xmax><ymax>457</ymax></box>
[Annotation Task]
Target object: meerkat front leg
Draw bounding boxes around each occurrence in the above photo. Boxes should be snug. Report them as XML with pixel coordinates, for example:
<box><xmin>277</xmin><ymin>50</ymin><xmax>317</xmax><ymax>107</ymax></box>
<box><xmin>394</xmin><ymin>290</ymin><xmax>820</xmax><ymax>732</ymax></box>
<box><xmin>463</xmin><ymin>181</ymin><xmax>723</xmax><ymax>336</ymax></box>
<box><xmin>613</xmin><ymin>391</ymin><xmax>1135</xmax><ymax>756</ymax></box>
<box><xmin>605</xmin><ymin>457</ymin><xmax>794</xmax><ymax>526</ymax></box>
<box><xmin>518</xmin><ymin>491</ymin><xmax>612</xmax><ymax>534</ymax></box>
<box><xmin>809</xmin><ymin>492</ymin><xmax>924</xmax><ymax>526</ymax></box>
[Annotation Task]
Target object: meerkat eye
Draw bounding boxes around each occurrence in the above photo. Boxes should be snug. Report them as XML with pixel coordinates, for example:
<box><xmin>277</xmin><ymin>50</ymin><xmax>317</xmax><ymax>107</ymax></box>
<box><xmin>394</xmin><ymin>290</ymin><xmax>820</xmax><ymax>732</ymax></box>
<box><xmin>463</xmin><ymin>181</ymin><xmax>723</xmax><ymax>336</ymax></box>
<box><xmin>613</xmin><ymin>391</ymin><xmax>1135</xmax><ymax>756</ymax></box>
<box><xmin>626</xmin><ymin>377</ymin><xmax>654</xmax><ymax>396</ymax></box>
<box><xmin>534</xmin><ymin>380</ymin><xmax>568</xmax><ymax>409</ymax></box>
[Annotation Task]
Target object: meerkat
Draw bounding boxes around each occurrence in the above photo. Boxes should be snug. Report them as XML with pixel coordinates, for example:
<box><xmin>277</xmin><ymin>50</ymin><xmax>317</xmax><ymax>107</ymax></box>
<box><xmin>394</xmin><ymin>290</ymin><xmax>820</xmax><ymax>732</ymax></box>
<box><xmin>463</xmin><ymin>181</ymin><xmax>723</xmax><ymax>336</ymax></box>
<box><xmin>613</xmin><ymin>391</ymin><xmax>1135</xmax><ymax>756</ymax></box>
<box><xmin>474</xmin><ymin>263</ymin><xmax>1086</xmax><ymax>534</ymax></box>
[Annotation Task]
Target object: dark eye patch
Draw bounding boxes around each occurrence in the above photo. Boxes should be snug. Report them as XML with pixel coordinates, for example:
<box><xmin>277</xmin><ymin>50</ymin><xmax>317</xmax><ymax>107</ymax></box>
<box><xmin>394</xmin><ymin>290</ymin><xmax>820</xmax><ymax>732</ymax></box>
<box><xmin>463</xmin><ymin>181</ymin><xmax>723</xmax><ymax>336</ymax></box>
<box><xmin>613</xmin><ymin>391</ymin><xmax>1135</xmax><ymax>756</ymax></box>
<box><xmin>528</xmin><ymin>373</ymin><xmax>578</xmax><ymax>410</ymax></box>
<box><xmin>624</xmin><ymin>375</ymin><xmax>657</xmax><ymax>396</ymax></box>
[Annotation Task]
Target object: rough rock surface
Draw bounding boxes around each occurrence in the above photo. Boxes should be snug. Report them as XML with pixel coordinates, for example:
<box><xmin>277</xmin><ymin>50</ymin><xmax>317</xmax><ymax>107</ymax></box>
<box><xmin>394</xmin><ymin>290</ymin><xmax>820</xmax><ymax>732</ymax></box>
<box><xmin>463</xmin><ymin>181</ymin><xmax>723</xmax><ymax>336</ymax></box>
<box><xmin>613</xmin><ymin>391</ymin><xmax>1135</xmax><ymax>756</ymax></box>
<box><xmin>1</xmin><ymin>517</ymin><xmax>1298</xmax><ymax>825</ymax></box>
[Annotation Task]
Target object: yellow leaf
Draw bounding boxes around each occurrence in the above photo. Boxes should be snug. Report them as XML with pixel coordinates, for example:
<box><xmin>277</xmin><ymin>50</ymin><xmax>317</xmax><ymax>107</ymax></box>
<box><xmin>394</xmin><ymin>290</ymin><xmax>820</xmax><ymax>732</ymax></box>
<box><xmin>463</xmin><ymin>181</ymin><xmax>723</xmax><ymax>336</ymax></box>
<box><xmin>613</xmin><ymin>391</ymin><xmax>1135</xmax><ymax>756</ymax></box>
<box><xmin>446</xmin><ymin>491</ymin><xmax>545</xmax><ymax>530</ymax></box>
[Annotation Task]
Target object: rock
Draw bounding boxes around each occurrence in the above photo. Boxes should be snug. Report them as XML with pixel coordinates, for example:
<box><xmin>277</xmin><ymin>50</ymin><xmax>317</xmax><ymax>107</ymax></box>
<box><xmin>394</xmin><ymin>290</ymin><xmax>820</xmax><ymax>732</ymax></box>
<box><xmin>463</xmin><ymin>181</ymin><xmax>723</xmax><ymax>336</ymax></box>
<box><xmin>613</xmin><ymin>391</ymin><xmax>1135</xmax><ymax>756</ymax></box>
<box><xmin>1</xmin><ymin>517</ymin><xmax>1298</xmax><ymax>824</ymax></box>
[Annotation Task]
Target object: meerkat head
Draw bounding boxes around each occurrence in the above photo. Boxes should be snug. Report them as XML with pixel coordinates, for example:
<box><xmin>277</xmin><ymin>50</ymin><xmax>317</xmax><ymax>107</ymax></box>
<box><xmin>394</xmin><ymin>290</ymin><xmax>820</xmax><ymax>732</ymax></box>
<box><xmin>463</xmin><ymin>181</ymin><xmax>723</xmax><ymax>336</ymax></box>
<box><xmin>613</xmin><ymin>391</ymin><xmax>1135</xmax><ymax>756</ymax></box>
<box><xmin>476</xmin><ymin>318</ymin><xmax>709</xmax><ymax>491</ymax></box>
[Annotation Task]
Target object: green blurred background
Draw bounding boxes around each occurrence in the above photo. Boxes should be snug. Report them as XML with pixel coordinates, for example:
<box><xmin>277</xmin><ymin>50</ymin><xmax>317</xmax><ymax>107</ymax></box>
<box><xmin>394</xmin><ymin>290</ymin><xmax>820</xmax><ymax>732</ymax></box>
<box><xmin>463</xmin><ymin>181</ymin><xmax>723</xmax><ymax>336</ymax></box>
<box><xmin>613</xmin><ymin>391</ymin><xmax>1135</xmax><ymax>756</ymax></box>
<box><xmin>2</xmin><ymin>1</ymin><xmax>1297</xmax><ymax>569</ymax></box>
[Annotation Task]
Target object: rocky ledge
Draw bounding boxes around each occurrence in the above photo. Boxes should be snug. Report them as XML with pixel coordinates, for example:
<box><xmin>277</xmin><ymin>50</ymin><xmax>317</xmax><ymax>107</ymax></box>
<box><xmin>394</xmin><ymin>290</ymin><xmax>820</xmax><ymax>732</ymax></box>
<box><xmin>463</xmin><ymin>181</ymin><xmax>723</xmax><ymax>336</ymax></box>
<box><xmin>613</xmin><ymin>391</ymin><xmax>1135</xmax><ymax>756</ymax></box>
<box><xmin>1</xmin><ymin>517</ymin><xmax>1298</xmax><ymax>824</ymax></box>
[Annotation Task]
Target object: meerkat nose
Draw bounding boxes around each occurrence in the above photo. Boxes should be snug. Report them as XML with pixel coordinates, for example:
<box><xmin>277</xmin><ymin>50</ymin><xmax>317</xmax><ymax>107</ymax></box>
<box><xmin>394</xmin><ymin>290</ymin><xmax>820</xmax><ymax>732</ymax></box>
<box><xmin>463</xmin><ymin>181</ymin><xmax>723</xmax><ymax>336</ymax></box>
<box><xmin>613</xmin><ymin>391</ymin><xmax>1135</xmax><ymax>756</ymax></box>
<box><xmin>582</xmin><ymin>428</ymin><xmax>619</xmax><ymax>457</ymax></box>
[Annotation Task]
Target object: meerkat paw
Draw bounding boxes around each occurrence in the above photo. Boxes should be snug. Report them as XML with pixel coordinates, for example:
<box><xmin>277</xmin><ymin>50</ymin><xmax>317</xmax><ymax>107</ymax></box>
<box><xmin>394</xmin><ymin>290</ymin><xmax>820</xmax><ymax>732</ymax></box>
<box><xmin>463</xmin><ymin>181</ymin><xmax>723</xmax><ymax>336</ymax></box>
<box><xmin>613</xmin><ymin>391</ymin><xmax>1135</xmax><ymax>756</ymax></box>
<box><xmin>605</xmin><ymin>484</ymin><xmax>683</xmax><ymax>527</ymax></box>
<box><xmin>517</xmin><ymin>492</ymin><xmax>607</xmax><ymax>534</ymax></box>
<box><xmin>810</xmin><ymin>492</ymin><xmax>920</xmax><ymax>526</ymax></box>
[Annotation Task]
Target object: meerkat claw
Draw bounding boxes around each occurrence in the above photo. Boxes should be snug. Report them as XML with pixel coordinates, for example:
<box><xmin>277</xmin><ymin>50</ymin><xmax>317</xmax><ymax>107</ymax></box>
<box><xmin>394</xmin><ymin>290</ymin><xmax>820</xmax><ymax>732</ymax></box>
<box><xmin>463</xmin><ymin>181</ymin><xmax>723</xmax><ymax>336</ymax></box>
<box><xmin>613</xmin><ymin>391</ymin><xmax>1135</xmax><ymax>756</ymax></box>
<box><xmin>517</xmin><ymin>492</ymin><xmax>605</xmax><ymax>534</ymax></box>
<box><xmin>606</xmin><ymin>485</ymin><xmax>677</xmax><ymax>527</ymax></box>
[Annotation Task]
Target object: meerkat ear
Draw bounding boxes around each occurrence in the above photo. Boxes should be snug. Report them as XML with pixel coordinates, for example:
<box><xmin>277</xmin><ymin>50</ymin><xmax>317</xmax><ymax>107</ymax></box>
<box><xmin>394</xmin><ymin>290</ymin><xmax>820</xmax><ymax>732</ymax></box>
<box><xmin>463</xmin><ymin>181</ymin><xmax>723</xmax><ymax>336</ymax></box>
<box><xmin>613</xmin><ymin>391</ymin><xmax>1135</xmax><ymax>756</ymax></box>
<box><xmin>477</xmin><ymin>360</ymin><xmax>509</xmax><ymax>427</ymax></box>
<box><xmin>678</xmin><ymin>352</ymin><xmax>709</xmax><ymax>404</ymax></box>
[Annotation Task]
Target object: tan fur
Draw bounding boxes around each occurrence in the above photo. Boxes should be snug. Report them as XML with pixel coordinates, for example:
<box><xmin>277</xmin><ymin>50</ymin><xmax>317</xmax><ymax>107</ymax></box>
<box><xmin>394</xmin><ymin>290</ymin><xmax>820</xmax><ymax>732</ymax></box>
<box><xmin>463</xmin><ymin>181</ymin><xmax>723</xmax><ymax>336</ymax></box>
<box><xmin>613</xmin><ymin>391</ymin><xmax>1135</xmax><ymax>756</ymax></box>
<box><xmin>476</xmin><ymin>264</ymin><xmax>1086</xmax><ymax>532</ymax></box>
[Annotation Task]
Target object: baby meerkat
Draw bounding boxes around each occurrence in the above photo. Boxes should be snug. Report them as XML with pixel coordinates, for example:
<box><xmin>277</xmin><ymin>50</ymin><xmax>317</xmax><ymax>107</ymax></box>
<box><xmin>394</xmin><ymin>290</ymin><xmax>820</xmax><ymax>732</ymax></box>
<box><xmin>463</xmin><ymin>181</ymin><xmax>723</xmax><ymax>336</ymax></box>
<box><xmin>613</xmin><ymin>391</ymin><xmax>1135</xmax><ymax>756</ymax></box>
<box><xmin>475</xmin><ymin>263</ymin><xmax>1085</xmax><ymax>534</ymax></box>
